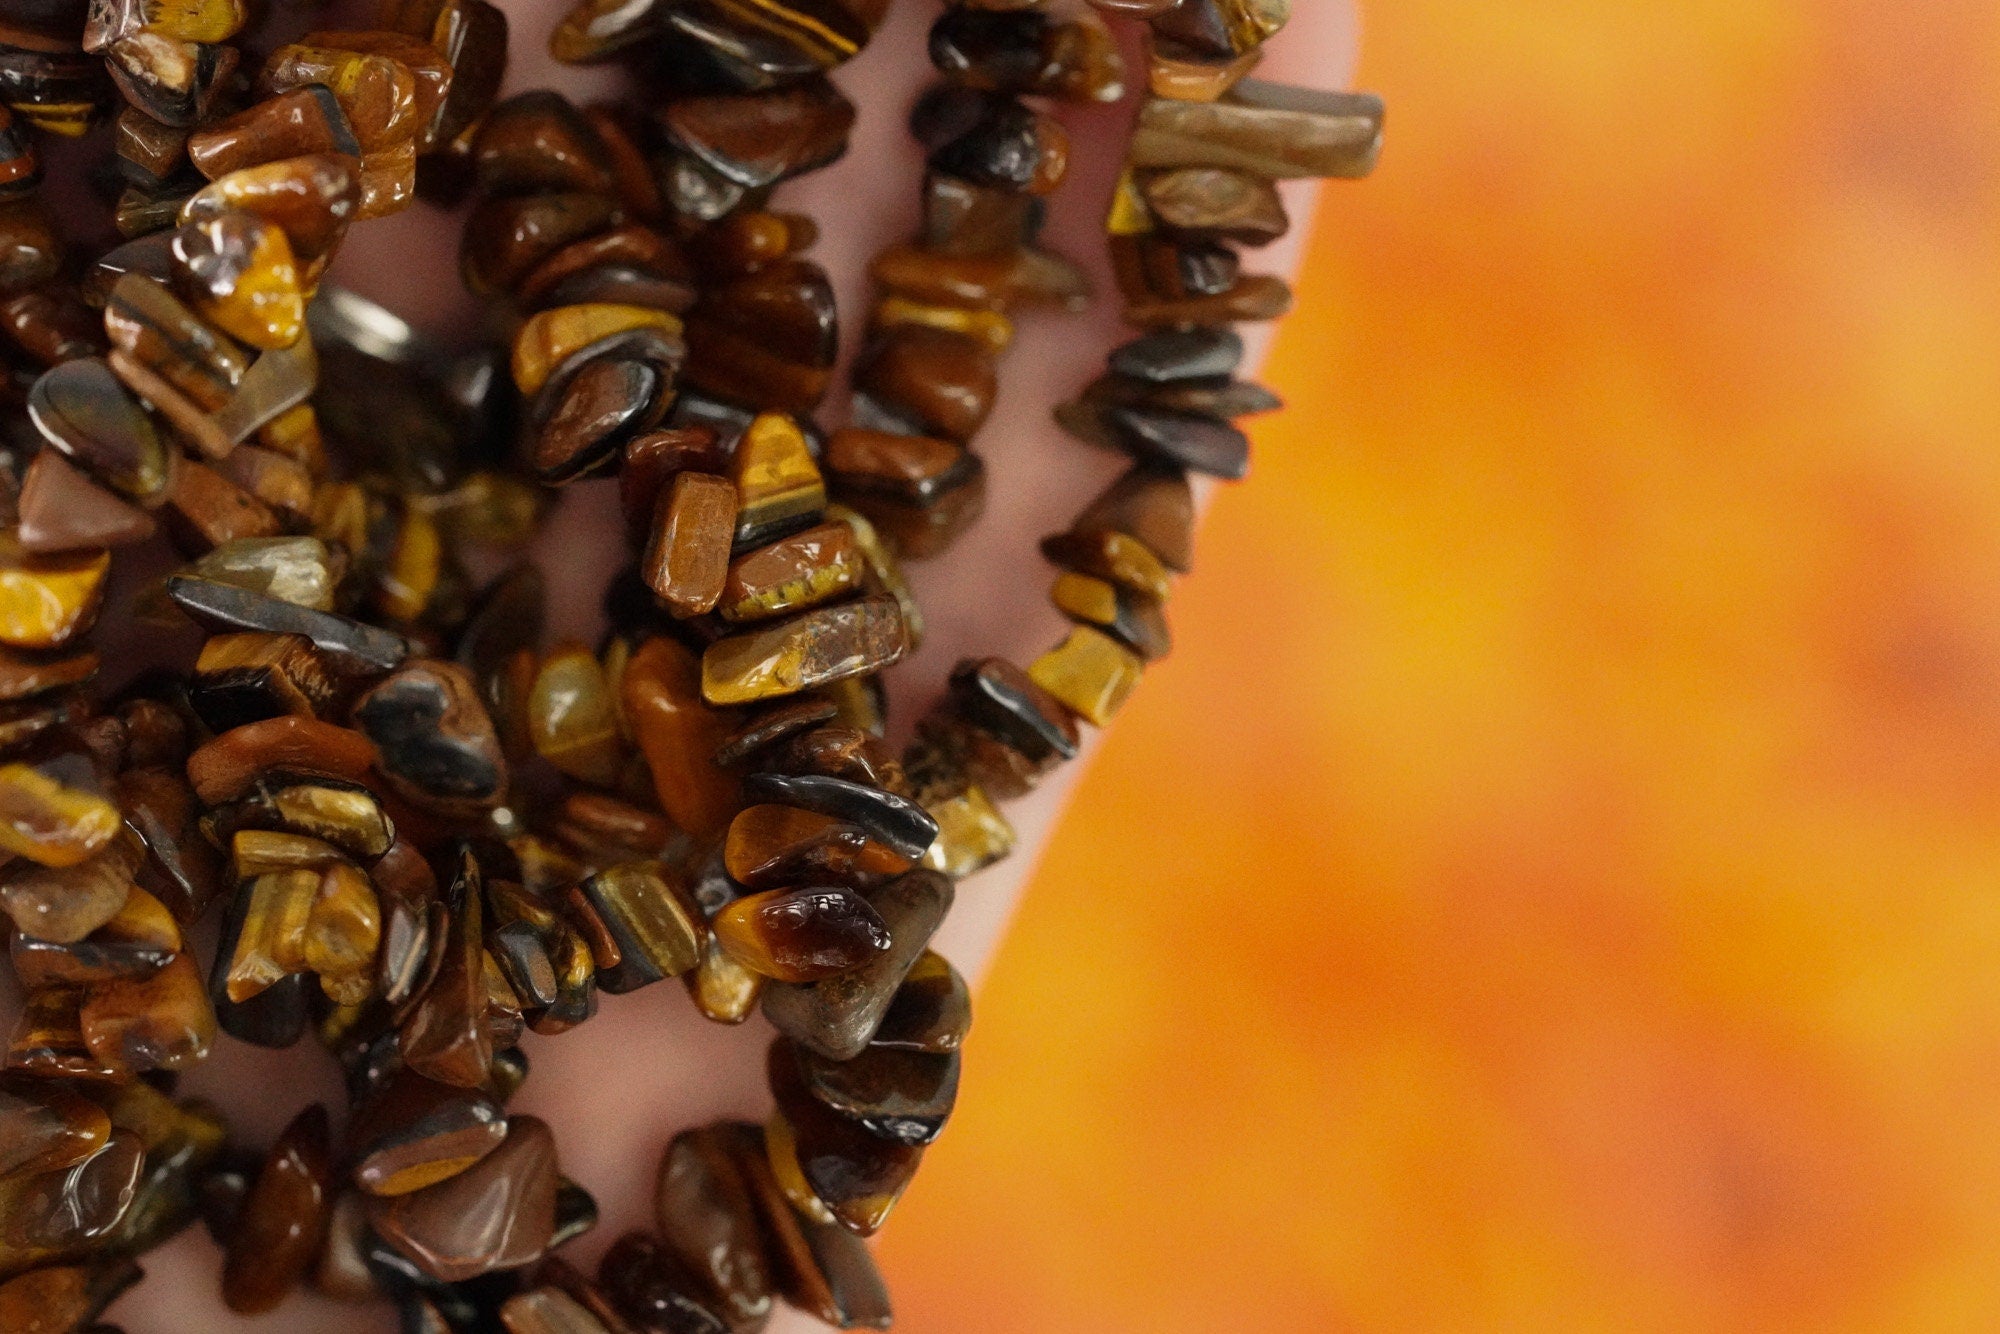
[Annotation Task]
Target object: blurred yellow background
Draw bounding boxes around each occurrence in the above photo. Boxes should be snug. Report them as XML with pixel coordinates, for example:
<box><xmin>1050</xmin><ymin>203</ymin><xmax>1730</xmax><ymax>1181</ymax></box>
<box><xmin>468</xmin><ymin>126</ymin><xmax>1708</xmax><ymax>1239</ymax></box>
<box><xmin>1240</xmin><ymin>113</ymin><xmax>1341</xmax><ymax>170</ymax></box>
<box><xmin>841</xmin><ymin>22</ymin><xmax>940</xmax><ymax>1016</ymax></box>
<box><xmin>879</xmin><ymin>3</ymin><xmax>2000</xmax><ymax>1331</ymax></box>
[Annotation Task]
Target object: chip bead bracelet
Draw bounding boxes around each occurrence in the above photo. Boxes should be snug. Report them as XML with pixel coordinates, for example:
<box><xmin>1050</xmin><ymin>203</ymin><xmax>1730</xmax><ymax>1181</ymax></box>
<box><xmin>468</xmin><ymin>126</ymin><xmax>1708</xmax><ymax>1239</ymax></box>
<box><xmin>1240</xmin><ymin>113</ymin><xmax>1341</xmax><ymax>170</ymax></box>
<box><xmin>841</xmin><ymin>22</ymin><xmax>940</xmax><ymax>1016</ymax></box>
<box><xmin>0</xmin><ymin>0</ymin><xmax>1381</xmax><ymax>1329</ymax></box>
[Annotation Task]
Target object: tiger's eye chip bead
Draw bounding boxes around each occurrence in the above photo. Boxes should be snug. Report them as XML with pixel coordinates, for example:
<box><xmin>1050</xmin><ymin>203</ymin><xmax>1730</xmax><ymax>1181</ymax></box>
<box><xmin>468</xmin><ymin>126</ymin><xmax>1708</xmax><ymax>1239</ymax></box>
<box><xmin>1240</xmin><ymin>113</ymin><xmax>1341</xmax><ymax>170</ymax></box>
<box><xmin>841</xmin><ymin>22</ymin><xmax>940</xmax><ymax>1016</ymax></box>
<box><xmin>0</xmin><ymin>0</ymin><xmax>1377</xmax><ymax>1324</ymax></box>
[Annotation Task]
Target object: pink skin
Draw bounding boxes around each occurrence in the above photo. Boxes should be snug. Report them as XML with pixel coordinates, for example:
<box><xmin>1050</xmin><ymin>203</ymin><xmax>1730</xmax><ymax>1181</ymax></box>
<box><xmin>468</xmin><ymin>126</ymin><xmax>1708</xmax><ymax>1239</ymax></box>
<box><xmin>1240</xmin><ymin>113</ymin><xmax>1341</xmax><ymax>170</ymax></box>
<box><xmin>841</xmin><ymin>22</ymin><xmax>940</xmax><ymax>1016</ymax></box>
<box><xmin>73</xmin><ymin>2</ymin><xmax>1361</xmax><ymax>1329</ymax></box>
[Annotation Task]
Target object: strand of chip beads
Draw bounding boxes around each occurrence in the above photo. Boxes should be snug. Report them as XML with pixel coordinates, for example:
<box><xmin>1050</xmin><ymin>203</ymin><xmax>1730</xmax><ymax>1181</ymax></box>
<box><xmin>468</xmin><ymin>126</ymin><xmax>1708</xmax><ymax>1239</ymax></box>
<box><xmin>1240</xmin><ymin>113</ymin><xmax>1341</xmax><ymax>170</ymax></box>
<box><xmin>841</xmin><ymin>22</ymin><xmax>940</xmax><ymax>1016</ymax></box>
<box><xmin>0</xmin><ymin>1</ymin><xmax>1380</xmax><ymax>1330</ymax></box>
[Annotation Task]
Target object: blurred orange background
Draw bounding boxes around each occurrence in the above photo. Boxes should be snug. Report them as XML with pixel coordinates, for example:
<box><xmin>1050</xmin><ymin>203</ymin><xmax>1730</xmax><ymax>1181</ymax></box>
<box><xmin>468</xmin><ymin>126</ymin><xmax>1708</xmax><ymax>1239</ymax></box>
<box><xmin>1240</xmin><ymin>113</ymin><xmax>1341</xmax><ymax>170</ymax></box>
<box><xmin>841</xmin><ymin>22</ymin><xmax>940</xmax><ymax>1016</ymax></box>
<box><xmin>879</xmin><ymin>3</ymin><xmax>2000</xmax><ymax>1331</ymax></box>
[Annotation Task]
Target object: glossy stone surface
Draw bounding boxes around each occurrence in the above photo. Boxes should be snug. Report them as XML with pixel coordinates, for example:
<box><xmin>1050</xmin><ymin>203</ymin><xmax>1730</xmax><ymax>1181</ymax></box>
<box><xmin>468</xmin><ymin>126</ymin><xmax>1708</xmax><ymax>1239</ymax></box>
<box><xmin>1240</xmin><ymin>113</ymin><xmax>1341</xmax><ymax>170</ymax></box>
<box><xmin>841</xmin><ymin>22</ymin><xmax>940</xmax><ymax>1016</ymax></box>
<box><xmin>372</xmin><ymin>838</ymin><xmax>438</xmax><ymax>1009</ymax></box>
<box><xmin>303</xmin><ymin>861</ymin><xmax>380</xmax><ymax>1004</ymax></box>
<box><xmin>522</xmin><ymin>225</ymin><xmax>696</xmax><ymax>315</ymax></box>
<box><xmin>1102</xmin><ymin>402</ymin><xmax>1249</xmax><ymax>478</ymax></box>
<box><xmin>726</xmin><ymin>411</ymin><xmax>823</xmax><ymax>547</ymax></box>
<box><xmin>1108</xmin><ymin>325</ymin><xmax>1243</xmax><ymax>383</ymax></box>
<box><xmin>0</xmin><ymin>1125</ymin><xmax>144</xmax><ymax>1258</ymax></box>
<box><xmin>718</xmin><ymin>521</ymin><xmax>862</xmax><ymax>624</ymax></box>
<box><xmin>0</xmin><ymin>836</ymin><xmax>131</xmax><ymax>942</ymax></box>
<box><xmin>573</xmin><ymin>861</ymin><xmax>705</xmax><ymax>993</ymax></box>
<box><xmin>0</xmin><ymin>197</ymin><xmax>62</xmax><ymax>295</ymax></box>
<box><xmin>12</xmin><ymin>880</ymin><xmax>178</xmax><ymax>996</ymax></box>
<box><xmin>222</xmin><ymin>1103</ymin><xmax>332</xmax><ymax>1313</ymax></box>
<box><xmin>5</xmin><ymin>984</ymin><xmax>120</xmax><ymax>1080</ymax></box>
<box><xmin>186</xmin><ymin>85</ymin><xmax>359</xmax><ymax>180</ymax></box>
<box><xmin>0</xmin><ymin>1260</ymin><xmax>141</xmax><ymax>1334</ymax></box>
<box><xmin>767</xmin><ymin>1042</ymin><xmax>919</xmax><ymax>1236</ymax></box>
<box><xmin>555</xmin><ymin>790</ymin><xmax>673</xmax><ymax>862</ymax></box>
<box><xmin>701</xmin><ymin>597</ymin><xmax>908</xmax><ymax>706</ymax></box>
<box><xmin>919</xmin><ymin>172</ymin><xmax>1041</xmax><ymax>260</ymax></box>
<box><xmin>370</xmin><ymin>1114</ymin><xmax>559</xmax><ymax>1283</ymax></box>
<box><xmin>1132</xmin><ymin>80</ymin><xmax>1382</xmax><ymax>178</ymax></box>
<box><xmin>764</xmin><ymin>724</ymin><xmax>899</xmax><ymax>790</ymax></box>
<box><xmin>27</xmin><ymin>354</ymin><xmax>171</xmax><ymax>500</ymax></box>
<box><xmin>645</xmin><ymin>1127</ymin><xmax>771</xmax><ymax>1329</ymax></box>
<box><xmin>870</xmin><ymin>242</ymin><xmax>1089</xmax><ymax>314</ymax></box>
<box><xmin>181</xmin><ymin>154</ymin><xmax>360</xmax><ymax>272</ymax></box>
<box><xmin>348</xmin><ymin>1068</ymin><xmax>508</xmax><ymax>1197</ymax></box>
<box><xmin>185</xmin><ymin>715</ymin><xmax>378</xmax><ymax>804</ymax></box>
<box><xmin>723</xmin><ymin>804</ymin><xmax>907</xmax><ymax>889</ymax></box>
<box><xmin>17</xmin><ymin>451</ymin><xmax>155</xmax><ymax>556</ymax></box>
<box><xmin>500</xmin><ymin>1285</ymin><xmax>618</xmax><ymax>1333</ymax></box>
<box><xmin>622</xmin><ymin>635</ymin><xmax>741</xmax><ymax>841</ymax></box>
<box><xmin>662</xmin><ymin>78</ymin><xmax>854</xmax><ymax>191</ymax></box>
<box><xmin>1052</xmin><ymin>570</ymin><xmax>1172</xmax><ymax>660</ymax></box>
<box><xmin>916</xmin><ymin>87</ymin><xmax>1061</xmax><ymax>192</ymax></box>
<box><xmin>222</xmin><ymin>868</ymin><xmax>316</xmax><ymax>1002</ymax></box>
<box><xmin>1141</xmin><ymin>165</ymin><xmax>1287</xmax><ymax>243</ymax></box>
<box><xmin>1147</xmin><ymin>0</ymin><xmax>1289</xmax><ymax>58</ymax></box>
<box><xmin>712</xmin><ymin>695</ymin><xmax>838</xmax><ymax>768</ymax></box>
<box><xmin>472</xmin><ymin>90</ymin><xmax>616</xmax><ymax>196</ymax></box>
<box><xmin>870</xmin><ymin>293</ymin><xmax>1013</xmax><ymax>355</ymax></box>
<box><xmin>160</xmin><ymin>458</ymin><xmax>279</xmax><ymax>551</ymax></box>
<box><xmin>211</xmin><ymin>774</ymin><xmax>394</xmax><ymax>862</ymax></box>
<box><xmin>871</xmin><ymin>949</ymin><xmax>972</xmax><ymax>1053</ymax></box>
<box><xmin>188</xmin><ymin>631</ymin><xmax>339</xmax><ymax>732</ymax></box>
<box><xmin>761</xmin><ymin>870</ymin><xmax>953</xmax><ymax>1062</ymax></box>
<box><xmin>393</xmin><ymin>0</ymin><xmax>507</xmax><ymax>148</ymax></box>
<box><xmin>721</xmin><ymin>1120</ymin><xmax>890</xmax><ymax>1329</ymax></box>
<box><xmin>462</xmin><ymin>191</ymin><xmax>618</xmax><ymax>298</ymax></box>
<box><xmin>740</xmin><ymin>773</ymin><xmax>938</xmax><ymax>861</ymax></box>
<box><xmin>682</xmin><ymin>261</ymin><xmax>838</xmax><ymax>414</ymax></box>
<box><xmin>0</xmin><ymin>1079</ymin><xmax>111</xmax><ymax>1177</ymax></box>
<box><xmin>1</xmin><ymin>287</ymin><xmax>102</xmax><ymax>366</ymax></box>
<box><xmin>714</xmin><ymin>885</ymin><xmax>891</xmax><ymax>984</ymax></box>
<box><xmin>549</xmin><ymin>0</ymin><xmax>668</xmax><ymax>62</ymax></box>
<box><xmin>945</xmin><ymin>655</ymin><xmax>1081</xmax><ymax>769</ymax></box>
<box><xmin>918</xmin><ymin>782</ymin><xmax>1015</xmax><ymax>877</ymax></box>
<box><xmin>823</xmin><ymin>428</ymin><xmax>970</xmax><ymax>508</ymax></box>
<box><xmin>0</xmin><ymin>647</ymin><xmax>97</xmax><ymax>710</ymax></box>
<box><xmin>167</xmin><ymin>577</ymin><xmax>411</xmax><ymax>675</ymax></box>
<box><xmin>851</xmin><ymin>324</ymin><xmax>996</xmax><ymax>442</ymax></box>
<box><xmin>400</xmin><ymin>850</ymin><xmax>492</xmax><ymax>1088</ymax></box>
<box><xmin>514</xmin><ymin>303</ymin><xmax>683</xmax><ymax>397</ymax></box>
<box><xmin>686</xmin><ymin>930</ymin><xmax>763</xmax><ymax>1025</ymax></box>
<box><xmin>0</xmin><ymin>105</ymin><xmax>41</xmax><ymax>196</ymax></box>
<box><xmin>1146</xmin><ymin>39</ymin><xmax>1262</xmax><ymax>101</ymax></box>
<box><xmin>528</xmin><ymin>642</ymin><xmax>625</xmax><ymax>786</ymax></box>
<box><xmin>111</xmin><ymin>768</ymin><xmax>215</xmax><ymax>926</ymax></box>
<box><xmin>170</xmin><ymin>211</ymin><xmax>304</xmax><ymax>349</ymax></box>
<box><xmin>210</xmin><ymin>336</ymin><xmax>317</xmax><ymax>447</ymax></box>
<box><xmin>795</xmin><ymin>1042</ymin><xmax>959</xmax><ymax>1147</ymax></box>
<box><xmin>530</xmin><ymin>350</ymin><xmax>670</xmax><ymax>483</ymax></box>
<box><xmin>0</xmin><ymin>748</ymin><xmax>122</xmax><ymax>867</ymax></box>
<box><xmin>261</xmin><ymin>33</ymin><xmax>447</xmax><ymax>151</ymax></box>
<box><xmin>1040</xmin><ymin>527</ymin><xmax>1173</xmax><ymax>599</ymax></box>
<box><xmin>643</xmin><ymin>471</ymin><xmax>737</xmax><ymax>618</ymax></box>
<box><xmin>352</xmin><ymin>659</ymin><xmax>509</xmax><ymax>815</ymax></box>
<box><xmin>77</xmin><ymin>950</ymin><xmax>214</xmax><ymax>1072</ymax></box>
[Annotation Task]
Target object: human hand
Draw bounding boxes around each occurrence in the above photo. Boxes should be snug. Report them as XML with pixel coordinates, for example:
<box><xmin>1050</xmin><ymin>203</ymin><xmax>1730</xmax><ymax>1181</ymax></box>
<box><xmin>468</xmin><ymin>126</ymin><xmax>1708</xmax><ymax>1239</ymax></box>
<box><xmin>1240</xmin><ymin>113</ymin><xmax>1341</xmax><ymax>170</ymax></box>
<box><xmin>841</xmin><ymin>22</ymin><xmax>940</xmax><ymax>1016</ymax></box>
<box><xmin>92</xmin><ymin>1</ymin><xmax>1363</xmax><ymax>1328</ymax></box>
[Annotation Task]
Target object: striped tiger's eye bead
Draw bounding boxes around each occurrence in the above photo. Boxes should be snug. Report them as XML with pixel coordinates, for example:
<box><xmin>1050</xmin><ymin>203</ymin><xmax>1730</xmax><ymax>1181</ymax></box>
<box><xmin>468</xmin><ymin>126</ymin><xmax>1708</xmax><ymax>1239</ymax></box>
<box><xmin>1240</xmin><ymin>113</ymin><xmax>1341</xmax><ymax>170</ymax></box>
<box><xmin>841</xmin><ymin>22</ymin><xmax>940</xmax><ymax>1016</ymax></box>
<box><xmin>714</xmin><ymin>885</ymin><xmax>891</xmax><ymax>984</ymax></box>
<box><xmin>718</xmin><ymin>521</ymin><xmax>863</xmax><ymax>624</ymax></box>
<box><xmin>186</xmin><ymin>85</ymin><xmax>360</xmax><ymax>180</ymax></box>
<box><xmin>0</xmin><ymin>746</ymin><xmax>122</xmax><ymax>867</ymax></box>
<box><xmin>701</xmin><ymin>597</ymin><xmax>908</xmax><ymax>707</ymax></box>
<box><xmin>171</xmin><ymin>212</ymin><xmax>305</xmax><ymax>349</ymax></box>
<box><xmin>643</xmin><ymin>470</ymin><xmax>737</xmax><ymax>618</ymax></box>
<box><xmin>368</xmin><ymin>1114</ymin><xmax>559</xmax><ymax>1283</ymax></box>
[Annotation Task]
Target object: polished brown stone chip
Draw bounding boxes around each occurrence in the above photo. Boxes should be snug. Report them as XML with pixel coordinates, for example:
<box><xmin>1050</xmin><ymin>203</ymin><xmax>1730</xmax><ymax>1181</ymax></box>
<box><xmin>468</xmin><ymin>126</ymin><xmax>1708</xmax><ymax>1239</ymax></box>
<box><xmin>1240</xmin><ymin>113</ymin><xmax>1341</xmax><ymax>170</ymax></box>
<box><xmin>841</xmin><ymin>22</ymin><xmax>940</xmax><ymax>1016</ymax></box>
<box><xmin>221</xmin><ymin>1103</ymin><xmax>332</xmax><ymax>1314</ymax></box>
<box><xmin>370</xmin><ymin>1114</ymin><xmax>560</xmax><ymax>1283</ymax></box>
<box><xmin>714</xmin><ymin>885</ymin><xmax>892</xmax><ymax>984</ymax></box>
